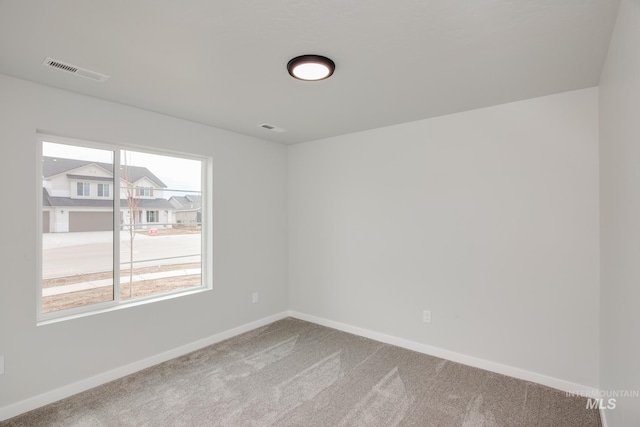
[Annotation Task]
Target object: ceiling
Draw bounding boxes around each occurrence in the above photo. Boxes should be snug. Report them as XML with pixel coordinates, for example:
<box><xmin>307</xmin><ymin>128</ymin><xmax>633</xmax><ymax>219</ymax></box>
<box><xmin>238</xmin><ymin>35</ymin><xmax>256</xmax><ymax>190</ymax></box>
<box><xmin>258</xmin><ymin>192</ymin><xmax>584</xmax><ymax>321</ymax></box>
<box><xmin>0</xmin><ymin>0</ymin><xmax>620</xmax><ymax>145</ymax></box>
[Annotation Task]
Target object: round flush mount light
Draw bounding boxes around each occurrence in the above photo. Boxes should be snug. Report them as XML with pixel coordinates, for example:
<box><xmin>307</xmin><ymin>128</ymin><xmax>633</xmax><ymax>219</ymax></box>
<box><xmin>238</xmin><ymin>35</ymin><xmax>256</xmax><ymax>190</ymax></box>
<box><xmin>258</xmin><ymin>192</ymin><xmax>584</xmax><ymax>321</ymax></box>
<box><xmin>287</xmin><ymin>55</ymin><xmax>335</xmax><ymax>81</ymax></box>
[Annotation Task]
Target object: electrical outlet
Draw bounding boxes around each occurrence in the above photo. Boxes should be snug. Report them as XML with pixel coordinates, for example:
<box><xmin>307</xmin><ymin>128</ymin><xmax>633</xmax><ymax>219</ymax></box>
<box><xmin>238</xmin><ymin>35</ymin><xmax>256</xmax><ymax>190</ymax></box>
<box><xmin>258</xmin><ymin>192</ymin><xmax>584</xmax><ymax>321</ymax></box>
<box><xmin>423</xmin><ymin>310</ymin><xmax>432</xmax><ymax>323</ymax></box>
<box><xmin>0</xmin><ymin>356</ymin><xmax>4</xmax><ymax>375</ymax></box>
<box><xmin>252</xmin><ymin>292</ymin><xmax>259</xmax><ymax>304</ymax></box>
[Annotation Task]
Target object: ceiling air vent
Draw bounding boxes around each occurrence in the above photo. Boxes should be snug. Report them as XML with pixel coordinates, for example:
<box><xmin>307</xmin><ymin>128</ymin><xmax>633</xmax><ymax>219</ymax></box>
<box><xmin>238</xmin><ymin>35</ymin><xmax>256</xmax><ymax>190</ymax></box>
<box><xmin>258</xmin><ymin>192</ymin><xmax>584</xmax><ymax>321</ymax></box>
<box><xmin>259</xmin><ymin>123</ymin><xmax>286</xmax><ymax>133</ymax></box>
<box><xmin>42</xmin><ymin>57</ymin><xmax>110</xmax><ymax>82</ymax></box>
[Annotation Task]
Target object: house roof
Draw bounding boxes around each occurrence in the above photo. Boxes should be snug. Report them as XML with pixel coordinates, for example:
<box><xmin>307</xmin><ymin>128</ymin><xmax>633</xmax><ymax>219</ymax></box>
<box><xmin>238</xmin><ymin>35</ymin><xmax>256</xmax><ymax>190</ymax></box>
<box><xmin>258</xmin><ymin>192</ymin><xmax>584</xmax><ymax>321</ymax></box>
<box><xmin>169</xmin><ymin>195</ymin><xmax>202</xmax><ymax>211</ymax></box>
<box><xmin>42</xmin><ymin>191</ymin><xmax>174</xmax><ymax>210</ymax></box>
<box><xmin>125</xmin><ymin>198</ymin><xmax>175</xmax><ymax>209</ymax></box>
<box><xmin>66</xmin><ymin>174</ymin><xmax>113</xmax><ymax>182</ymax></box>
<box><xmin>42</xmin><ymin>188</ymin><xmax>51</xmax><ymax>207</ymax></box>
<box><xmin>43</xmin><ymin>156</ymin><xmax>167</xmax><ymax>188</ymax></box>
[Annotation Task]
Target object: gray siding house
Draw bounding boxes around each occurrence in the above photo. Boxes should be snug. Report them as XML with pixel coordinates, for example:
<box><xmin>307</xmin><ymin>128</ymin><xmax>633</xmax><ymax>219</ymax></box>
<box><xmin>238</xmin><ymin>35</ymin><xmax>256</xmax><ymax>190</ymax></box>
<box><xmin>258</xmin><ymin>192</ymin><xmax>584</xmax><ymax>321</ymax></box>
<box><xmin>169</xmin><ymin>195</ymin><xmax>202</xmax><ymax>226</ymax></box>
<box><xmin>42</xmin><ymin>156</ymin><xmax>175</xmax><ymax>232</ymax></box>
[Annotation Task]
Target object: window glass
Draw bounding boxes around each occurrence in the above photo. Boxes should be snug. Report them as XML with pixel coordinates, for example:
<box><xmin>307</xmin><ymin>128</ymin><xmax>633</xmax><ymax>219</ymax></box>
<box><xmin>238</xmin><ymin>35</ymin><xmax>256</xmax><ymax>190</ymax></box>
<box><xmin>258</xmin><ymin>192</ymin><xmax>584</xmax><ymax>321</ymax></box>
<box><xmin>40</xmin><ymin>138</ymin><xmax>206</xmax><ymax>320</ymax></box>
<box><xmin>42</xmin><ymin>142</ymin><xmax>114</xmax><ymax>313</ymax></box>
<box><xmin>98</xmin><ymin>183</ymin><xmax>110</xmax><ymax>197</ymax></box>
<box><xmin>77</xmin><ymin>182</ymin><xmax>90</xmax><ymax>196</ymax></box>
<box><xmin>120</xmin><ymin>149</ymin><xmax>202</xmax><ymax>301</ymax></box>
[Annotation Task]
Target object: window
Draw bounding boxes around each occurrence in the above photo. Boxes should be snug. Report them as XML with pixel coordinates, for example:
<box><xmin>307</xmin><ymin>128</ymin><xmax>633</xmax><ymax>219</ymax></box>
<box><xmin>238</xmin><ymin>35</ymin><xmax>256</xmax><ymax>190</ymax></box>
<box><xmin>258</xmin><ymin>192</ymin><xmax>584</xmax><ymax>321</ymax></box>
<box><xmin>146</xmin><ymin>210</ymin><xmax>158</xmax><ymax>223</ymax></box>
<box><xmin>39</xmin><ymin>135</ymin><xmax>210</xmax><ymax>322</ymax></box>
<box><xmin>97</xmin><ymin>183</ymin><xmax>110</xmax><ymax>198</ymax></box>
<box><xmin>77</xmin><ymin>182</ymin><xmax>90</xmax><ymax>196</ymax></box>
<box><xmin>136</xmin><ymin>186</ymin><xmax>153</xmax><ymax>197</ymax></box>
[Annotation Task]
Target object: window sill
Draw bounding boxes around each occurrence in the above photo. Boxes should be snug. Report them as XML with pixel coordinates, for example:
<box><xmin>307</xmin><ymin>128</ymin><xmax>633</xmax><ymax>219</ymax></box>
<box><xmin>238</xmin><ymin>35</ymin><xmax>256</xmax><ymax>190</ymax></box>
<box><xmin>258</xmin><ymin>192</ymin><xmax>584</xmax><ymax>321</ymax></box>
<box><xmin>37</xmin><ymin>286</ymin><xmax>211</xmax><ymax>326</ymax></box>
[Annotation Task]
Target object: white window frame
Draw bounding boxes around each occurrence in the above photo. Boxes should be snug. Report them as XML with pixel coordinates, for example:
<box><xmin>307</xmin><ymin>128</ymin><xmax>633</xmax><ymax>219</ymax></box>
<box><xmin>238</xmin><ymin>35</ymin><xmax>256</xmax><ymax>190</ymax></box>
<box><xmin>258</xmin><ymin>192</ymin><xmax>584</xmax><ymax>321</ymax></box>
<box><xmin>146</xmin><ymin>210</ymin><xmax>158</xmax><ymax>223</ymax></box>
<box><xmin>37</xmin><ymin>133</ymin><xmax>213</xmax><ymax>324</ymax></box>
<box><xmin>77</xmin><ymin>181</ymin><xmax>90</xmax><ymax>197</ymax></box>
<box><xmin>97</xmin><ymin>183</ymin><xmax>110</xmax><ymax>198</ymax></box>
<box><xmin>137</xmin><ymin>186</ymin><xmax>153</xmax><ymax>197</ymax></box>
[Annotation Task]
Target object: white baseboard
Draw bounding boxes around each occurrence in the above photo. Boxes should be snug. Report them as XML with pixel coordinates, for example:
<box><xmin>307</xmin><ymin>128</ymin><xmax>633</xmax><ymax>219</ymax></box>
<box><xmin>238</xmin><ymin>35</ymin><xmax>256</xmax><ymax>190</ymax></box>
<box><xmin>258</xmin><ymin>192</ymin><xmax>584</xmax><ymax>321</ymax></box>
<box><xmin>0</xmin><ymin>311</ymin><xmax>289</xmax><ymax>422</ymax></box>
<box><xmin>288</xmin><ymin>310</ymin><xmax>599</xmax><ymax>396</ymax></box>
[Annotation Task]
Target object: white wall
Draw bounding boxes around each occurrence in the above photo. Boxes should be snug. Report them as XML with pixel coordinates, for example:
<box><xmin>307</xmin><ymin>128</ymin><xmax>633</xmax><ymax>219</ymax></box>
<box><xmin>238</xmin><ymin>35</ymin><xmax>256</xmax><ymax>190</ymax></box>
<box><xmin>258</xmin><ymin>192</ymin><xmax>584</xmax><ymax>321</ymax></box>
<box><xmin>289</xmin><ymin>88</ymin><xmax>600</xmax><ymax>388</ymax></box>
<box><xmin>599</xmin><ymin>0</ymin><xmax>640</xmax><ymax>425</ymax></box>
<box><xmin>0</xmin><ymin>75</ymin><xmax>288</xmax><ymax>409</ymax></box>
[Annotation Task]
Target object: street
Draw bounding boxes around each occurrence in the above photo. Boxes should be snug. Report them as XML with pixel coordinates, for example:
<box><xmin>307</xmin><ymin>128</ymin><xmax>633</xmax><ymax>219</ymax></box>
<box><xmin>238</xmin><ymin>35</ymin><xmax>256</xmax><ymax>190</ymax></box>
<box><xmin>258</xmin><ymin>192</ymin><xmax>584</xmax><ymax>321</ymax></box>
<box><xmin>42</xmin><ymin>231</ymin><xmax>201</xmax><ymax>279</ymax></box>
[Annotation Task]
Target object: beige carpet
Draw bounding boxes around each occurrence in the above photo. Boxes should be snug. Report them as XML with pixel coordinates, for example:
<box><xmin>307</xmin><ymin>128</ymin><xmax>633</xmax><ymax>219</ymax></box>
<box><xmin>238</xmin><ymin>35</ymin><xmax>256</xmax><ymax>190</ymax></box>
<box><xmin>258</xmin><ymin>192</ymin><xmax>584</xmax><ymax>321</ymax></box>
<box><xmin>1</xmin><ymin>318</ymin><xmax>600</xmax><ymax>426</ymax></box>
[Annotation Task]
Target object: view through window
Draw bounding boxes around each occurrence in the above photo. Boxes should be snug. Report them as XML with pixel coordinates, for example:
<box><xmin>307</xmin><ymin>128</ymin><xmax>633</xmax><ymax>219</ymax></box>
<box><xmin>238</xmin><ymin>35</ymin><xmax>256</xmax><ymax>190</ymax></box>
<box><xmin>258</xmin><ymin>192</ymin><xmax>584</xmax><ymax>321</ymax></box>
<box><xmin>40</xmin><ymin>138</ymin><xmax>206</xmax><ymax>319</ymax></box>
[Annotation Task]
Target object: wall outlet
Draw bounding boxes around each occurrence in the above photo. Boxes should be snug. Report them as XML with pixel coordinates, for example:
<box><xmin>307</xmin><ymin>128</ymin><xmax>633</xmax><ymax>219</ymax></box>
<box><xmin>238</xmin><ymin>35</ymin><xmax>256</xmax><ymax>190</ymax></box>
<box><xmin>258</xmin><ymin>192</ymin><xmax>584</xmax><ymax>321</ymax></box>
<box><xmin>0</xmin><ymin>356</ymin><xmax>4</xmax><ymax>375</ymax></box>
<box><xmin>252</xmin><ymin>292</ymin><xmax>259</xmax><ymax>304</ymax></box>
<box><xmin>423</xmin><ymin>310</ymin><xmax>432</xmax><ymax>323</ymax></box>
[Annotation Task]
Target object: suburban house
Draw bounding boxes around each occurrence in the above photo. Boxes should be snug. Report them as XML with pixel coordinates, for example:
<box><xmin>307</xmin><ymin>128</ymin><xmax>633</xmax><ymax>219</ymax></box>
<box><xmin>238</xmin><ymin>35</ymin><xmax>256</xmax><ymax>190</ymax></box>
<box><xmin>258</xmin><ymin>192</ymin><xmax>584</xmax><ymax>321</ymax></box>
<box><xmin>42</xmin><ymin>156</ymin><xmax>175</xmax><ymax>232</ymax></box>
<box><xmin>169</xmin><ymin>194</ymin><xmax>202</xmax><ymax>226</ymax></box>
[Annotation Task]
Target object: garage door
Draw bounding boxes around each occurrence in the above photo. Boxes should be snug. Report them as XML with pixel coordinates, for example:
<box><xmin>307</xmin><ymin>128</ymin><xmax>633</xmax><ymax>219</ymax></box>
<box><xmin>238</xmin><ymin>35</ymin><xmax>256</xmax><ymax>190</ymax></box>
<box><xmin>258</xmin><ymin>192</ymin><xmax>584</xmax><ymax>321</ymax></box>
<box><xmin>42</xmin><ymin>211</ymin><xmax>50</xmax><ymax>233</ymax></box>
<box><xmin>69</xmin><ymin>212</ymin><xmax>113</xmax><ymax>232</ymax></box>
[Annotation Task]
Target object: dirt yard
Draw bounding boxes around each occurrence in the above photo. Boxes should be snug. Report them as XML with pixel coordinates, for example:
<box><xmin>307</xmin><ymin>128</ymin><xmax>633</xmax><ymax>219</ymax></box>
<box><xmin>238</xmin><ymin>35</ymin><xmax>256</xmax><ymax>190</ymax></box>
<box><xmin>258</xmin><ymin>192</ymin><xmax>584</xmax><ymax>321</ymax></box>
<box><xmin>42</xmin><ymin>262</ymin><xmax>201</xmax><ymax>313</ymax></box>
<box><xmin>135</xmin><ymin>226</ymin><xmax>201</xmax><ymax>236</ymax></box>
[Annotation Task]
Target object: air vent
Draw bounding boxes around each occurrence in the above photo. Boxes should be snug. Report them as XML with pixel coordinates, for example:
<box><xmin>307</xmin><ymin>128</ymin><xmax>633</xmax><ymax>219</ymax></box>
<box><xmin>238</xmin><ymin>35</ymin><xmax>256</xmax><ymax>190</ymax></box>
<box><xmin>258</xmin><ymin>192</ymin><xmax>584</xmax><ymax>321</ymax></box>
<box><xmin>259</xmin><ymin>123</ymin><xmax>286</xmax><ymax>133</ymax></box>
<box><xmin>42</xmin><ymin>57</ymin><xmax>110</xmax><ymax>82</ymax></box>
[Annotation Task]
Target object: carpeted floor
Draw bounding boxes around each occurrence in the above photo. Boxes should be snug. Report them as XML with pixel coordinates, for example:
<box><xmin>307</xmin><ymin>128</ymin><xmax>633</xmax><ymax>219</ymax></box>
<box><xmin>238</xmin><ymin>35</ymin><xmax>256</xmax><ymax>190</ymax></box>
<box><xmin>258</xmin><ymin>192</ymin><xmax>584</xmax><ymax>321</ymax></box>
<box><xmin>1</xmin><ymin>317</ymin><xmax>601</xmax><ymax>426</ymax></box>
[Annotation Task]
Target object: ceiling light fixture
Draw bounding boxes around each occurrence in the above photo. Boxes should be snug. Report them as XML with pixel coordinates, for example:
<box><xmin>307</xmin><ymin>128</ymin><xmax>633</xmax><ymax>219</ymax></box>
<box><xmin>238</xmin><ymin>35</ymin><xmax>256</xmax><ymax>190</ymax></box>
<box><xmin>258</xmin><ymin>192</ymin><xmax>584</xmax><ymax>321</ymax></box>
<box><xmin>287</xmin><ymin>55</ymin><xmax>335</xmax><ymax>81</ymax></box>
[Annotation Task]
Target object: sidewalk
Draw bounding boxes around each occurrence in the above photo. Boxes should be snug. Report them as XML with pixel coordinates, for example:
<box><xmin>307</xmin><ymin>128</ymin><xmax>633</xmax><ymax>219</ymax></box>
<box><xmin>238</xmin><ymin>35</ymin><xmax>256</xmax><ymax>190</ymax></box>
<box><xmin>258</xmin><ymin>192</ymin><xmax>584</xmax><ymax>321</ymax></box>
<box><xmin>42</xmin><ymin>268</ymin><xmax>201</xmax><ymax>297</ymax></box>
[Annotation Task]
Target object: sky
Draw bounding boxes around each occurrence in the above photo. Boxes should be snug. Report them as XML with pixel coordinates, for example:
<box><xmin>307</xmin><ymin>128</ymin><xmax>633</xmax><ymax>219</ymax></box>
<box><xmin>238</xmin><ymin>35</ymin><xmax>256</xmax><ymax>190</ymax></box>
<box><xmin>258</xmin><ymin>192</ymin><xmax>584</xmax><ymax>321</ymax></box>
<box><xmin>43</xmin><ymin>141</ymin><xmax>202</xmax><ymax>194</ymax></box>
